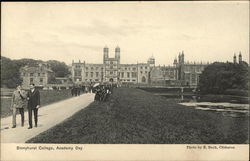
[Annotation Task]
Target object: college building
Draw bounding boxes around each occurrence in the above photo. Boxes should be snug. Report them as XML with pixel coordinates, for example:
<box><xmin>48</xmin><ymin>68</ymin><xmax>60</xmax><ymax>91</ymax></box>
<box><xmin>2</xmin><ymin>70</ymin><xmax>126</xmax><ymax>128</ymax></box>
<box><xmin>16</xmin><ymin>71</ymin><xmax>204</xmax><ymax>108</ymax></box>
<box><xmin>19</xmin><ymin>46</ymin><xmax>244</xmax><ymax>88</ymax></box>
<box><xmin>71</xmin><ymin>46</ymin><xmax>210</xmax><ymax>87</ymax></box>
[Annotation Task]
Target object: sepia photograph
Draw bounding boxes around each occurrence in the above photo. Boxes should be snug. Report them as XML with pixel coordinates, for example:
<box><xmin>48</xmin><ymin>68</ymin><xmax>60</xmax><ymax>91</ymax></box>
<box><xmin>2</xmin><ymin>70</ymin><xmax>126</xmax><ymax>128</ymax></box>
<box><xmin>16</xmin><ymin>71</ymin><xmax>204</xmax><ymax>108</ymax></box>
<box><xmin>1</xmin><ymin>1</ymin><xmax>249</xmax><ymax>160</ymax></box>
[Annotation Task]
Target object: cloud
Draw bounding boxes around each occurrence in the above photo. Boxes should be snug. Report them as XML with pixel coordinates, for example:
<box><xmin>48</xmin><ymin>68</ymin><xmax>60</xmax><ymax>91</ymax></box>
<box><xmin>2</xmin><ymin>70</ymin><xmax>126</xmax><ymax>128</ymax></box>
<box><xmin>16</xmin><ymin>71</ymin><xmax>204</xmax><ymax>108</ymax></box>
<box><xmin>56</xmin><ymin>19</ymin><xmax>142</xmax><ymax>38</ymax></box>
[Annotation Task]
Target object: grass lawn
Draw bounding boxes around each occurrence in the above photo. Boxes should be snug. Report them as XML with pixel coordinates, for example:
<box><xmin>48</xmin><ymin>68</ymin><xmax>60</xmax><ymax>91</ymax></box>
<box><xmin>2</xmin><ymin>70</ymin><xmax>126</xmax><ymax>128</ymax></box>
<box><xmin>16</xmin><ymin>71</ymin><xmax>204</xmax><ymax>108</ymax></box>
<box><xmin>1</xmin><ymin>89</ymin><xmax>72</xmax><ymax>118</ymax></box>
<box><xmin>27</xmin><ymin>88</ymin><xmax>249</xmax><ymax>144</ymax></box>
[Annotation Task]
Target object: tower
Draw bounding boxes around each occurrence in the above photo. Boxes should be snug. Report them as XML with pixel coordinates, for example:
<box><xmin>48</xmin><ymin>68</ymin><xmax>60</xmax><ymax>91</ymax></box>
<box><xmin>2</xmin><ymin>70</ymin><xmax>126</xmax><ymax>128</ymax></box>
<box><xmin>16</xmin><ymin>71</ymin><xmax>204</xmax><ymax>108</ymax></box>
<box><xmin>239</xmin><ymin>52</ymin><xmax>242</xmax><ymax>64</ymax></box>
<box><xmin>115</xmin><ymin>46</ymin><xmax>120</xmax><ymax>64</ymax></box>
<box><xmin>103</xmin><ymin>46</ymin><xmax>109</xmax><ymax>63</ymax></box>
<box><xmin>147</xmin><ymin>55</ymin><xmax>155</xmax><ymax>68</ymax></box>
<box><xmin>233</xmin><ymin>53</ymin><xmax>237</xmax><ymax>64</ymax></box>
<box><xmin>178</xmin><ymin>52</ymin><xmax>181</xmax><ymax>64</ymax></box>
<box><xmin>173</xmin><ymin>57</ymin><xmax>177</xmax><ymax>67</ymax></box>
<box><xmin>181</xmin><ymin>51</ymin><xmax>184</xmax><ymax>64</ymax></box>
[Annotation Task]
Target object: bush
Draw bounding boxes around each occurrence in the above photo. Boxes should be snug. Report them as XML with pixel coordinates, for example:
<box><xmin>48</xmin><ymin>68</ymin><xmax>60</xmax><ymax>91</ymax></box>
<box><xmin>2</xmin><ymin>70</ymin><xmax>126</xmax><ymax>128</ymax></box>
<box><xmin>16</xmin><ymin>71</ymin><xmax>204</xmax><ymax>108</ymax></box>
<box><xmin>224</xmin><ymin>89</ymin><xmax>248</xmax><ymax>96</ymax></box>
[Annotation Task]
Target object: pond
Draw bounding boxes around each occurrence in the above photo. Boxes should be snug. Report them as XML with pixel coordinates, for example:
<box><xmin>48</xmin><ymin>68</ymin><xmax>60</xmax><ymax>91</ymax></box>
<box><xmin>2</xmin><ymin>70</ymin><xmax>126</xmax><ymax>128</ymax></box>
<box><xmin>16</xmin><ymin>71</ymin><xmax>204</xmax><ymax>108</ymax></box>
<box><xmin>157</xmin><ymin>94</ymin><xmax>249</xmax><ymax>118</ymax></box>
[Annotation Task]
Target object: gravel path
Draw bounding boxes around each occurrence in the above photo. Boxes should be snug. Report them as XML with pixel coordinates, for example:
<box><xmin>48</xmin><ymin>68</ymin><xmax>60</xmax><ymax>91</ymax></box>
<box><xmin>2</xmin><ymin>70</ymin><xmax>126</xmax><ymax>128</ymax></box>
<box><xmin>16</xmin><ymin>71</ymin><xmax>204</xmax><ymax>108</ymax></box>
<box><xmin>1</xmin><ymin>93</ymin><xmax>94</xmax><ymax>143</ymax></box>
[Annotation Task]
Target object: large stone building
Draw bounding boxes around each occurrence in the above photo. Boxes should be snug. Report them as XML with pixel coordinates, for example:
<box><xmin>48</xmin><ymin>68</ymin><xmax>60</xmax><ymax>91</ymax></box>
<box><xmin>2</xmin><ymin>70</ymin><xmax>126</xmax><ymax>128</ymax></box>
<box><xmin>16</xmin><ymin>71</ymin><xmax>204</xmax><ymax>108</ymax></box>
<box><xmin>20</xmin><ymin>63</ymin><xmax>55</xmax><ymax>88</ymax></box>
<box><xmin>71</xmin><ymin>46</ymin><xmax>154</xmax><ymax>85</ymax></box>
<box><xmin>71</xmin><ymin>46</ymin><xmax>244</xmax><ymax>87</ymax></box>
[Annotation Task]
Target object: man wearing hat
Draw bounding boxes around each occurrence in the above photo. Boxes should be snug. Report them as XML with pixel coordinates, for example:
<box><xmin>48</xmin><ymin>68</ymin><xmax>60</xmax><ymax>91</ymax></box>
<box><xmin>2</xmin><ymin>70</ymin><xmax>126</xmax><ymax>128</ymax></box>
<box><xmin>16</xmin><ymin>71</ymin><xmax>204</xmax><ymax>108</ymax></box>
<box><xmin>10</xmin><ymin>84</ymin><xmax>27</xmax><ymax>128</ymax></box>
<box><xmin>27</xmin><ymin>84</ymin><xmax>40</xmax><ymax>129</ymax></box>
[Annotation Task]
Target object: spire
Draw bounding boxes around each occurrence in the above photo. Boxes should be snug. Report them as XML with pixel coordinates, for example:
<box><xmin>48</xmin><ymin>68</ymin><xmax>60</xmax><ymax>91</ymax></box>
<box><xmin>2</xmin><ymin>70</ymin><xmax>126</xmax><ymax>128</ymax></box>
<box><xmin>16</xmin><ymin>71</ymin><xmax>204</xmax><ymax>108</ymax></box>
<box><xmin>233</xmin><ymin>53</ymin><xmax>237</xmax><ymax>64</ymax></box>
<box><xmin>238</xmin><ymin>51</ymin><xmax>242</xmax><ymax>63</ymax></box>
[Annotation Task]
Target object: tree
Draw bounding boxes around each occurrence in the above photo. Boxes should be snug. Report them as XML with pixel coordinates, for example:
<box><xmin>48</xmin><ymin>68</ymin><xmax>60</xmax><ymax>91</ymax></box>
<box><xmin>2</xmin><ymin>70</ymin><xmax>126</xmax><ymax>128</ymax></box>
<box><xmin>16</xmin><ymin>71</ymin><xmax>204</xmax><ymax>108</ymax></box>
<box><xmin>46</xmin><ymin>60</ymin><xmax>70</xmax><ymax>77</ymax></box>
<box><xmin>198</xmin><ymin>61</ymin><xmax>249</xmax><ymax>94</ymax></box>
<box><xmin>1</xmin><ymin>56</ymin><xmax>22</xmax><ymax>88</ymax></box>
<box><xmin>13</xmin><ymin>58</ymin><xmax>42</xmax><ymax>67</ymax></box>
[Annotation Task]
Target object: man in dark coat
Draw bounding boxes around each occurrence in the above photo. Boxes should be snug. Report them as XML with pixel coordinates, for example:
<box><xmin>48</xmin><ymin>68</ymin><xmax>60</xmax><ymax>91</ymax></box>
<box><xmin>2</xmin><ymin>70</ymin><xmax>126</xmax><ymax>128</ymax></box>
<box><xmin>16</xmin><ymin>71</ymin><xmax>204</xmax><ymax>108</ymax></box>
<box><xmin>27</xmin><ymin>84</ymin><xmax>40</xmax><ymax>129</ymax></box>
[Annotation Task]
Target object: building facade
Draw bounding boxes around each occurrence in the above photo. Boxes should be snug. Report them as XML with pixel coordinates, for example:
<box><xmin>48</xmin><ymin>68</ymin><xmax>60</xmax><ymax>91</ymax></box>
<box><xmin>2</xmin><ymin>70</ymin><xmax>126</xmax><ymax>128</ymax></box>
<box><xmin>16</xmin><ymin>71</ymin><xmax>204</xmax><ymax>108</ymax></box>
<box><xmin>20</xmin><ymin>63</ymin><xmax>55</xmax><ymax>89</ymax></box>
<box><xmin>72</xmin><ymin>46</ymin><xmax>243</xmax><ymax>87</ymax></box>
<box><xmin>71</xmin><ymin>46</ymin><xmax>155</xmax><ymax>85</ymax></box>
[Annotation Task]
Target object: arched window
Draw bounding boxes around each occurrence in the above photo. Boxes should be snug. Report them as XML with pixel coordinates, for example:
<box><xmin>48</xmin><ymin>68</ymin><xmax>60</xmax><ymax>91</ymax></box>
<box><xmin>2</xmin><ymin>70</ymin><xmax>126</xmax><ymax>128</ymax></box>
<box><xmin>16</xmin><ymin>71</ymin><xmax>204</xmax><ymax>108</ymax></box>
<box><xmin>142</xmin><ymin>76</ymin><xmax>146</xmax><ymax>83</ymax></box>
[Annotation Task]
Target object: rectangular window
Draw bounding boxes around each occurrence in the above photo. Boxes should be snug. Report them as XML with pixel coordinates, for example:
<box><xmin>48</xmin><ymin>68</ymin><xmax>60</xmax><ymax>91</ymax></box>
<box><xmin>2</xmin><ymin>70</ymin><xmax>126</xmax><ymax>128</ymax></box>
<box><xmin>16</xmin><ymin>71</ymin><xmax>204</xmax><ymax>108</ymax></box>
<box><xmin>121</xmin><ymin>72</ymin><xmax>124</xmax><ymax>78</ymax></box>
<box><xmin>192</xmin><ymin>74</ymin><xmax>196</xmax><ymax>83</ymax></box>
<box><xmin>133</xmin><ymin>68</ymin><xmax>136</xmax><ymax>71</ymax></box>
<box><xmin>30</xmin><ymin>73</ymin><xmax>34</xmax><ymax>76</ymax></box>
<box><xmin>74</xmin><ymin>70</ymin><xmax>81</xmax><ymax>76</ymax></box>
<box><xmin>91</xmin><ymin>72</ymin><xmax>93</xmax><ymax>77</ymax></box>
<box><xmin>145</xmin><ymin>67</ymin><xmax>147</xmax><ymax>69</ymax></box>
<box><xmin>96</xmin><ymin>72</ymin><xmax>99</xmax><ymax>77</ymax></box>
<box><xmin>110</xmin><ymin>61</ymin><xmax>113</xmax><ymax>64</ymax></box>
<box><xmin>127</xmin><ymin>72</ymin><xmax>130</xmax><ymax>78</ymax></box>
<box><xmin>86</xmin><ymin>72</ymin><xmax>88</xmax><ymax>77</ymax></box>
<box><xmin>38</xmin><ymin>73</ymin><xmax>40</xmax><ymax>76</ymax></box>
<box><xmin>91</xmin><ymin>67</ymin><xmax>94</xmax><ymax>70</ymax></box>
<box><xmin>86</xmin><ymin>67</ymin><xmax>88</xmax><ymax>70</ymax></box>
<box><xmin>132</xmin><ymin>72</ymin><xmax>137</xmax><ymax>78</ymax></box>
<box><xmin>110</xmin><ymin>71</ymin><xmax>113</xmax><ymax>75</ymax></box>
<box><xmin>40</xmin><ymin>78</ymin><xmax>43</xmax><ymax>83</ymax></box>
<box><xmin>30</xmin><ymin>78</ymin><xmax>33</xmax><ymax>84</ymax></box>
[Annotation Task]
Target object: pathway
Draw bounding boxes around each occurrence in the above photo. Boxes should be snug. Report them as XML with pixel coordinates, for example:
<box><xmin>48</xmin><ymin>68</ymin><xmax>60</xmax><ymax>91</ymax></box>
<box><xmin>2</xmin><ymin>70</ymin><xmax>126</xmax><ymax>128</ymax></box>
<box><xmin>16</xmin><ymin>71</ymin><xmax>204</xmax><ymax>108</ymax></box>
<box><xmin>1</xmin><ymin>93</ymin><xmax>95</xmax><ymax>143</ymax></box>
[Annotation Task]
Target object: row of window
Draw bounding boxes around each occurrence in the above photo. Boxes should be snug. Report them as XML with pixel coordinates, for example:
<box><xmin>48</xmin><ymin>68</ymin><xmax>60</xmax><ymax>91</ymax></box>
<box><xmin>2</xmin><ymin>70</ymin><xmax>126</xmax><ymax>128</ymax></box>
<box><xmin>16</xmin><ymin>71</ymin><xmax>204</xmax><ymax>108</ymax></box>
<box><xmin>105</xmin><ymin>61</ymin><xmax>117</xmax><ymax>65</ymax></box>
<box><xmin>85</xmin><ymin>67</ymin><xmax>104</xmax><ymax>70</ymax></box>
<box><xmin>185</xmin><ymin>73</ymin><xmax>199</xmax><ymax>84</ymax></box>
<box><xmin>105</xmin><ymin>65</ymin><xmax>117</xmax><ymax>69</ymax></box>
<box><xmin>120</xmin><ymin>79</ymin><xmax>136</xmax><ymax>82</ymax></box>
<box><xmin>118</xmin><ymin>72</ymin><xmax>137</xmax><ymax>78</ymax></box>
<box><xmin>23</xmin><ymin>72</ymin><xmax>46</xmax><ymax>77</ymax></box>
<box><xmin>74</xmin><ymin>78</ymin><xmax>100</xmax><ymax>82</ymax></box>
<box><xmin>74</xmin><ymin>66</ymin><xmax>149</xmax><ymax>71</ymax></box>
<box><xmin>74</xmin><ymin>78</ymin><xmax>137</xmax><ymax>83</ymax></box>
<box><xmin>75</xmin><ymin>71</ymin><xmax>148</xmax><ymax>78</ymax></box>
<box><xmin>119</xmin><ymin>66</ymin><xmax>148</xmax><ymax>70</ymax></box>
<box><xmin>29</xmin><ymin>78</ymin><xmax>44</xmax><ymax>84</ymax></box>
<box><xmin>85</xmin><ymin>72</ymin><xmax>104</xmax><ymax>77</ymax></box>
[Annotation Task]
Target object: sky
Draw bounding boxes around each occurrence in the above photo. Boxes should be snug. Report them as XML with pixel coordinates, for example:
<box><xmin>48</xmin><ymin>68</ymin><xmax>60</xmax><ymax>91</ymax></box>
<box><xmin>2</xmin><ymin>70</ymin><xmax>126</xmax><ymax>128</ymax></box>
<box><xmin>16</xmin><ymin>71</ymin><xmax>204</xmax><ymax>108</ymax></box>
<box><xmin>1</xmin><ymin>2</ymin><xmax>249</xmax><ymax>66</ymax></box>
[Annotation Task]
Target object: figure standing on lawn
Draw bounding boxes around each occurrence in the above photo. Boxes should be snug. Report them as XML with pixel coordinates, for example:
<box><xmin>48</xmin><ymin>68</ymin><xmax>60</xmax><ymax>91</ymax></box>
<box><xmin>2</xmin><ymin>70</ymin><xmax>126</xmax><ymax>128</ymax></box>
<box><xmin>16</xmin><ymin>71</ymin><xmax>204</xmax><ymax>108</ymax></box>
<box><xmin>10</xmin><ymin>85</ymin><xmax>27</xmax><ymax>128</ymax></box>
<box><xmin>27</xmin><ymin>84</ymin><xmax>40</xmax><ymax>129</ymax></box>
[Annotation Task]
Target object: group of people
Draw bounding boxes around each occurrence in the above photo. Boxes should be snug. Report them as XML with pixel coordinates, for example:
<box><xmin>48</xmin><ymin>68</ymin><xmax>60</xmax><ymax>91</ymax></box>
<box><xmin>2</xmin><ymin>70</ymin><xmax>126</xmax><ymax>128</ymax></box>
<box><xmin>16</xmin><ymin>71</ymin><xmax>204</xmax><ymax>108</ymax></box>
<box><xmin>71</xmin><ymin>85</ymin><xmax>93</xmax><ymax>96</ymax></box>
<box><xmin>94</xmin><ymin>84</ymin><xmax>115</xmax><ymax>102</ymax></box>
<box><xmin>11</xmin><ymin>84</ymin><xmax>40</xmax><ymax>129</ymax></box>
<box><xmin>10</xmin><ymin>83</ymin><xmax>116</xmax><ymax>129</ymax></box>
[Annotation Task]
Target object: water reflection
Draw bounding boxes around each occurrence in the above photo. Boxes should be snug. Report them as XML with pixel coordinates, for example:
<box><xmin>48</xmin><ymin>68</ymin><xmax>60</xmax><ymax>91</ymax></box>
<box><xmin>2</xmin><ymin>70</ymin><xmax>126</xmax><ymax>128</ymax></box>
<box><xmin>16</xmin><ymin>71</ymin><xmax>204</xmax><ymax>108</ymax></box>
<box><xmin>159</xmin><ymin>94</ymin><xmax>249</xmax><ymax>118</ymax></box>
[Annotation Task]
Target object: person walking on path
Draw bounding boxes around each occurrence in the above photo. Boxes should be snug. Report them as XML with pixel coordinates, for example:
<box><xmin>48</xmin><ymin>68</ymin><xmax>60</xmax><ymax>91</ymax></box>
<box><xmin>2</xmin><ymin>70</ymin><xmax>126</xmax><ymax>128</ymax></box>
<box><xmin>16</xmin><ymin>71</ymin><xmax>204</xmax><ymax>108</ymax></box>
<box><xmin>10</xmin><ymin>85</ymin><xmax>27</xmax><ymax>128</ymax></box>
<box><xmin>27</xmin><ymin>84</ymin><xmax>40</xmax><ymax>129</ymax></box>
